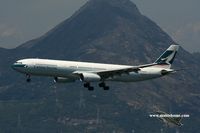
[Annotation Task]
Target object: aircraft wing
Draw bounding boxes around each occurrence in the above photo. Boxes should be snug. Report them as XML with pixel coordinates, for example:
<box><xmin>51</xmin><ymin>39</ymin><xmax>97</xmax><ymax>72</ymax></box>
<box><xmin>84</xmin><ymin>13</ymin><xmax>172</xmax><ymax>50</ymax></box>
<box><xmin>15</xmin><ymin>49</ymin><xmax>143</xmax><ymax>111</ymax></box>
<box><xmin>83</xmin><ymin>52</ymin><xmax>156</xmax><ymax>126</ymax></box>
<box><xmin>96</xmin><ymin>63</ymin><xmax>157</xmax><ymax>80</ymax></box>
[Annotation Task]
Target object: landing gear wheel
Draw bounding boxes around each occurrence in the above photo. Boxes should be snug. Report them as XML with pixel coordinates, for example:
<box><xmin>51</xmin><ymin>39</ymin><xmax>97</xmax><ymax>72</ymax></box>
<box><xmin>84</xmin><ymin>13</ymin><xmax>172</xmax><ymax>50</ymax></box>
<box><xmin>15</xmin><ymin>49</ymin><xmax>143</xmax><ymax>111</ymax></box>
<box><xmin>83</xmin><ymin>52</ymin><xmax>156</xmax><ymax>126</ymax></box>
<box><xmin>99</xmin><ymin>82</ymin><xmax>110</xmax><ymax>90</ymax></box>
<box><xmin>88</xmin><ymin>87</ymin><xmax>94</xmax><ymax>91</ymax></box>
<box><xmin>99</xmin><ymin>82</ymin><xmax>105</xmax><ymax>87</ymax></box>
<box><xmin>84</xmin><ymin>83</ymin><xmax>94</xmax><ymax>91</ymax></box>
<box><xmin>26</xmin><ymin>78</ymin><xmax>31</xmax><ymax>83</ymax></box>
<box><xmin>103</xmin><ymin>86</ymin><xmax>110</xmax><ymax>90</ymax></box>
<box><xmin>84</xmin><ymin>83</ymin><xmax>90</xmax><ymax>88</ymax></box>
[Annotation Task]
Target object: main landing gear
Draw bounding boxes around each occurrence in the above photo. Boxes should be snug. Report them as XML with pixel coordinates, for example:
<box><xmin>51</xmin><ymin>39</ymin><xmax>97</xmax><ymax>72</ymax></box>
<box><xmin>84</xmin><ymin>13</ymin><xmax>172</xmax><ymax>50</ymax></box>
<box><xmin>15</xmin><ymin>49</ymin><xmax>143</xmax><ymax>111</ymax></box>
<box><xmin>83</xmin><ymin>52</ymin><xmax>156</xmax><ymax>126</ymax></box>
<box><xmin>84</xmin><ymin>82</ymin><xmax>94</xmax><ymax>91</ymax></box>
<box><xmin>26</xmin><ymin>74</ymin><xmax>31</xmax><ymax>82</ymax></box>
<box><xmin>83</xmin><ymin>82</ymin><xmax>109</xmax><ymax>91</ymax></box>
<box><xmin>99</xmin><ymin>82</ymin><xmax>109</xmax><ymax>90</ymax></box>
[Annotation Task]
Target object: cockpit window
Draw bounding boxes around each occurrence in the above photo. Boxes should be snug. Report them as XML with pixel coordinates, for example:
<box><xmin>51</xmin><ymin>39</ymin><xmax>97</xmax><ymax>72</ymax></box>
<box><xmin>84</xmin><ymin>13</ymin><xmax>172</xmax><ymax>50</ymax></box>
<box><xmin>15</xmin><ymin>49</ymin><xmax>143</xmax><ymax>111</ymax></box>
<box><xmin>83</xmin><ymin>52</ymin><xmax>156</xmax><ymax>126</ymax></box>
<box><xmin>16</xmin><ymin>62</ymin><xmax>22</xmax><ymax>64</ymax></box>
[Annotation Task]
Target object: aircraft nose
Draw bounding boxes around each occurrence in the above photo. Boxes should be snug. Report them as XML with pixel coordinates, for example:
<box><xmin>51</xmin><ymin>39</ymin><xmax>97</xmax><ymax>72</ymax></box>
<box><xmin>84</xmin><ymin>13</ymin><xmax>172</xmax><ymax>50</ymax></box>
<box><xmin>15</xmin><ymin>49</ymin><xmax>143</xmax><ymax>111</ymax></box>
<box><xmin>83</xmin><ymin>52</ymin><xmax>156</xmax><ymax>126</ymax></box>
<box><xmin>11</xmin><ymin>62</ymin><xmax>26</xmax><ymax>71</ymax></box>
<box><xmin>11</xmin><ymin>63</ymin><xmax>17</xmax><ymax>70</ymax></box>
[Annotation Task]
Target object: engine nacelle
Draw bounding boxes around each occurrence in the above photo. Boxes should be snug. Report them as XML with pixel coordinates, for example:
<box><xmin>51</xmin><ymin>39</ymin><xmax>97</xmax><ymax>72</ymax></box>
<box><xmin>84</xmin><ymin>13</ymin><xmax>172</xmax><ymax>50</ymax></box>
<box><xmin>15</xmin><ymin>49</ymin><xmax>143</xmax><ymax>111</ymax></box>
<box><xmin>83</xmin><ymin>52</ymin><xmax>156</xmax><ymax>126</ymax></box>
<box><xmin>161</xmin><ymin>69</ymin><xmax>174</xmax><ymax>76</ymax></box>
<box><xmin>80</xmin><ymin>72</ymin><xmax>101</xmax><ymax>82</ymax></box>
<box><xmin>54</xmin><ymin>77</ymin><xmax>75</xmax><ymax>83</ymax></box>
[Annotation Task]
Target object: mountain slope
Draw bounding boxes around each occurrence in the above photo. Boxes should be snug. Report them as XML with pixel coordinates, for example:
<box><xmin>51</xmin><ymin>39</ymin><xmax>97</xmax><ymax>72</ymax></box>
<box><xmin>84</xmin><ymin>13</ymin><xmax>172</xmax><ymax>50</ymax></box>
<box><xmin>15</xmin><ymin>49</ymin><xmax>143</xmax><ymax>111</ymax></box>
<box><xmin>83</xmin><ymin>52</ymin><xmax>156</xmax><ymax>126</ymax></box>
<box><xmin>0</xmin><ymin>0</ymin><xmax>199</xmax><ymax>132</ymax></box>
<box><xmin>16</xmin><ymin>0</ymin><xmax>173</xmax><ymax>62</ymax></box>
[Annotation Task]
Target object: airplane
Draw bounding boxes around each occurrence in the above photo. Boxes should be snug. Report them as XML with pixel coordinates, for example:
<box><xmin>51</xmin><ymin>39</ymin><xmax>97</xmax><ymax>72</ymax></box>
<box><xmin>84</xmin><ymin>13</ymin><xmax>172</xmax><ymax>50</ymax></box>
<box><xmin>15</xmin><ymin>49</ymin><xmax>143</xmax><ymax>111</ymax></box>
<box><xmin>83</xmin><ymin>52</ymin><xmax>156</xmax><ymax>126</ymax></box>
<box><xmin>154</xmin><ymin>110</ymin><xmax>183</xmax><ymax>127</ymax></box>
<box><xmin>12</xmin><ymin>44</ymin><xmax>179</xmax><ymax>91</ymax></box>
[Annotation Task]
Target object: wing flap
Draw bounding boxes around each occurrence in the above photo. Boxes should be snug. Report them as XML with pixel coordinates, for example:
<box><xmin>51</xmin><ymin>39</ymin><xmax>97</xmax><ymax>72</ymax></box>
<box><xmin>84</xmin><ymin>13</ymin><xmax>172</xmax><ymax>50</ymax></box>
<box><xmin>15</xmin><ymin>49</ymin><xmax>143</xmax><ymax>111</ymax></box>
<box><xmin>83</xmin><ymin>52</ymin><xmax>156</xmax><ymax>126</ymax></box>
<box><xmin>96</xmin><ymin>63</ymin><xmax>157</xmax><ymax>80</ymax></box>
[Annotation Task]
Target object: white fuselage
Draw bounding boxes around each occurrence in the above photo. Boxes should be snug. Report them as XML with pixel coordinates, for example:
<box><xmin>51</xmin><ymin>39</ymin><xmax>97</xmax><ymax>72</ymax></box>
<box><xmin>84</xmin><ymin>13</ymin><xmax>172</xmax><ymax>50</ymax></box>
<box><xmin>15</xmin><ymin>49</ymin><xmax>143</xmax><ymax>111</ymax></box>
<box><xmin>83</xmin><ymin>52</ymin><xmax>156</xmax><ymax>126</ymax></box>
<box><xmin>12</xmin><ymin>59</ymin><xmax>166</xmax><ymax>82</ymax></box>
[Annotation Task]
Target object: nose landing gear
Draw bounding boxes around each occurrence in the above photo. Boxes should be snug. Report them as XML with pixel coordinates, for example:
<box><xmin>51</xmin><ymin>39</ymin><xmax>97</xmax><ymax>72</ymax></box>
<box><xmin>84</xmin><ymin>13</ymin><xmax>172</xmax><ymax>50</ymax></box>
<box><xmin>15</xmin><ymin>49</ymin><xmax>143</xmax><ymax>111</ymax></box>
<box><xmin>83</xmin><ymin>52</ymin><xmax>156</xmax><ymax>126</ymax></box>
<box><xmin>26</xmin><ymin>74</ymin><xmax>31</xmax><ymax>82</ymax></box>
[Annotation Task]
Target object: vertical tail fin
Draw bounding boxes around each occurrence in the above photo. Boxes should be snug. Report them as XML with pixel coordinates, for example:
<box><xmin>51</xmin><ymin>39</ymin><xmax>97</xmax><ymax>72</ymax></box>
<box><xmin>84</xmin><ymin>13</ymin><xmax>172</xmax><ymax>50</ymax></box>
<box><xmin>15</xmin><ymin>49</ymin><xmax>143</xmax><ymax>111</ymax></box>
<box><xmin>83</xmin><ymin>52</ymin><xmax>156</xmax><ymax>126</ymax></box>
<box><xmin>155</xmin><ymin>44</ymin><xmax>179</xmax><ymax>68</ymax></box>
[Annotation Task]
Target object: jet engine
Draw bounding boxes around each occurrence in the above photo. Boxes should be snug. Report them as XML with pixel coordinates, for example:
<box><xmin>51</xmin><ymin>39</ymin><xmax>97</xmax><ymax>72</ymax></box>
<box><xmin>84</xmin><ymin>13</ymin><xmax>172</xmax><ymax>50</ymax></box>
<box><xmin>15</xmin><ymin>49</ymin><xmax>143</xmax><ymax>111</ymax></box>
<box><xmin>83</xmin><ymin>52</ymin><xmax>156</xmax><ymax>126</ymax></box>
<box><xmin>54</xmin><ymin>77</ymin><xmax>75</xmax><ymax>83</ymax></box>
<box><xmin>79</xmin><ymin>72</ymin><xmax>101</xmax><ymax>82</ymax></box>
<box><xmin>161</xmin><ymin>69</ymin><xmax>174</xmax><ymax>76</ymax></box>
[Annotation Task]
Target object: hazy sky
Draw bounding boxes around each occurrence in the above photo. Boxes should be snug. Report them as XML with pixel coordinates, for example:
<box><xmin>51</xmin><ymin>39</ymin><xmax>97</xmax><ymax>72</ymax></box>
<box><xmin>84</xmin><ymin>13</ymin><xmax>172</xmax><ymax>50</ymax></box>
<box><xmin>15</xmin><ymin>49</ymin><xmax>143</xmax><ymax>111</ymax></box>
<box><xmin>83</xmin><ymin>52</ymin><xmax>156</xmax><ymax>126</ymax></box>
<box><xmin>0</xmin><ymin>0</ymin><xmax>199</xmax><ymax>53</ymax></box>
<box><xmin>134</xmin><ymin>0</ymin><xmax>200</xmax><ymax>53</ymax></box>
